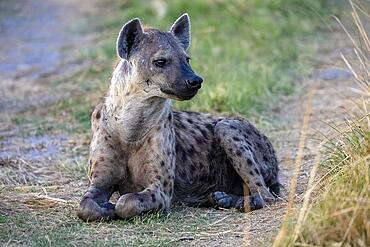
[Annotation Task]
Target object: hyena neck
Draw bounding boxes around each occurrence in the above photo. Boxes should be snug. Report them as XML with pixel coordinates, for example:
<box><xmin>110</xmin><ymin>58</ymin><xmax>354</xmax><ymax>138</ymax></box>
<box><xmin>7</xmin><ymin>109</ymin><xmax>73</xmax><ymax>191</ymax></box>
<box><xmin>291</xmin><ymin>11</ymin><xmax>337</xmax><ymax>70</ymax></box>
<box><xmin>105</xmin><ymin>60</ymin><xmax>172</xmax><ymax>143</ymax></box>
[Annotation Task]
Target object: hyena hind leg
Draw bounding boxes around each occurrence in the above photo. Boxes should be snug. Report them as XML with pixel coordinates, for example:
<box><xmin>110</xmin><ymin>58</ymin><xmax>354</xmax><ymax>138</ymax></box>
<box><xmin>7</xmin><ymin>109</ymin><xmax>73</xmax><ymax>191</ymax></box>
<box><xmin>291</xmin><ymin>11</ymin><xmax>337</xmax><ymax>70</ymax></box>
<box><xmin>213</xmin><ymin>119</ymin><xmax>278</xmax><ymax>211</ymax></box>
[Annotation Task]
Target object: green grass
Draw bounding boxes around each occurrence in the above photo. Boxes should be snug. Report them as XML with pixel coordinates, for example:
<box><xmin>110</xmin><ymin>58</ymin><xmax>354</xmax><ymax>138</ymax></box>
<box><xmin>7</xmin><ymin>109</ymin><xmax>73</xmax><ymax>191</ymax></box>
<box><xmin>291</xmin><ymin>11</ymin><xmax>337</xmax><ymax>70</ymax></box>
<box><xmin>56</xmin><ymin>0</ymin><xmax>339</xmax><ymax>131</ymax></box>
<box><xmin>0</xmin><ymin>205</ymin><xmax>245</xmax><ymax>246</ymax></box>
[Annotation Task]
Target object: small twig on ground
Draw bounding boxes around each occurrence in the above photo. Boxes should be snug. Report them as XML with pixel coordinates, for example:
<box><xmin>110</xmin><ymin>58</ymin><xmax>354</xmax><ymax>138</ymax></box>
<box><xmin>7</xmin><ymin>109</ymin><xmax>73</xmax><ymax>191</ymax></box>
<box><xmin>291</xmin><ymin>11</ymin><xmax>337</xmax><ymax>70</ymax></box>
<box><xmin>37</xmin><ymin>195</ymin><xmax>68</xmax><ymax>203</ymax></box>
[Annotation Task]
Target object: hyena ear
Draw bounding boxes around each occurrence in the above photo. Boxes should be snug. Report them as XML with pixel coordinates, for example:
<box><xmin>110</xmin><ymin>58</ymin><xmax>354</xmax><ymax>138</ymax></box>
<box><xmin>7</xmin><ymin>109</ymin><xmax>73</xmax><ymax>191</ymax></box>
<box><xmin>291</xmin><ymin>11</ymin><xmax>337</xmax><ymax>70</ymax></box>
<box><xmin>116</xmin><ymin>18</ymin><xmax>144</xmax><ymax>59</ymax></box>
<box><xmin>170</xmin><ymin>13</ymin><xmax>191</xmax><ymax>50</ymax></box>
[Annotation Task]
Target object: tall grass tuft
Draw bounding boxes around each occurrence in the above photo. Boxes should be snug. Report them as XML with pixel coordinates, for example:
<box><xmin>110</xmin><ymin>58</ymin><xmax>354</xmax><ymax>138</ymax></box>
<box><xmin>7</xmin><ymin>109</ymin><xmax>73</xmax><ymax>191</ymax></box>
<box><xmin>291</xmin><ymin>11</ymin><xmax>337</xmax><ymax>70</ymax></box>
<box><xmin>276</xmin><ymin>1</ymin><xmax>370</xmax><ymax>246</ymax></box>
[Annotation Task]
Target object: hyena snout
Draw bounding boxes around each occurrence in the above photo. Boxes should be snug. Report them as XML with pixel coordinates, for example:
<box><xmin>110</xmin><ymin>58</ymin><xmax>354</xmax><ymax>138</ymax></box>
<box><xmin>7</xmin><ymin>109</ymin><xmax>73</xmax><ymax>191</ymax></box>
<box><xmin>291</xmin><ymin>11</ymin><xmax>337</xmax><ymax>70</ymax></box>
<box><xmin>186</xmin><ymin>74</ymin><xmax>203</xmax><ymax>90</ymax></box>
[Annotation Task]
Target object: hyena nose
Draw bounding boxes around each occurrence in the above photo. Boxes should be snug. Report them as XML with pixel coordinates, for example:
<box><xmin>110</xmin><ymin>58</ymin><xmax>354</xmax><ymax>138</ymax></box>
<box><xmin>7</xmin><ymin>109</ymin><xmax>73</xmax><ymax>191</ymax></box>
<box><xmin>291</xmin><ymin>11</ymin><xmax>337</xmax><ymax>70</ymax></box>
<box><xmin>186</xmin><ymin>75</ymin><xmax>203</xmax><ymax>89</ymax></box>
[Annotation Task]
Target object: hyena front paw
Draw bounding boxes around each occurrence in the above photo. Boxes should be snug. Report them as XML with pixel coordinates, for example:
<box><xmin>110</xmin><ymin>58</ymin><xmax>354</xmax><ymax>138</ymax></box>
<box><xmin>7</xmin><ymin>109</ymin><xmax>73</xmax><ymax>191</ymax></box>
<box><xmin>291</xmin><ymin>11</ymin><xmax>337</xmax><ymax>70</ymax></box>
<box><xmin>115</xmin><ymin>193</ymin><xmax>143</xmax><ymax>219</ymax></box>
<box><xmin>77</xmin><ymin>197</ymin><xmax>116</xmax><ymax>222</ymax></box>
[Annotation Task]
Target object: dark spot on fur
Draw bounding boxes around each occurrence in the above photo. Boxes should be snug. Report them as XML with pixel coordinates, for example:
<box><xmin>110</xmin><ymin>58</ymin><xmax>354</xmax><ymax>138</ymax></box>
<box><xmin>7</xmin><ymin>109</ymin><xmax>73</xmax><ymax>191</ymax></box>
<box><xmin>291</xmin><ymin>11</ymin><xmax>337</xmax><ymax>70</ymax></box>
<box><xmin>187</xmin><ymin>118</ymin><xmax>193</xmax><ymax>124</ymax></box>
<box><xmin>249</xmin><ymin>171</ymin><xmax>254</xmax><ymax>176</ymax></box>
<box><xmin>230</xmin><ymin>125</ymin><xmax>237</xmax><ymax>130</ymax></box>
<box><xmin>160</xmin><ymin>161</ymin><xmax>165</xmax><ymax>167</ymax></box>
<box><xmin>254</xmin><ymin>168</ymin><xmax>260</xmax><ymax>175</ymax></box>
<box><xmin>146</xmin><ymin>137</ymin><xmax>152</xmax><ymax>144</ymax></box>
<box><xmin>188</xmin><ymin>145</ymin><xmax>195</xmax><ymax>154</ymax></box>
<box><xmin>236</xmin><ymin>150</ymin><xmax>242</xmax><ymax>156</ymax></box>
<box><xmin>96</xmin><ymin>111</ymin><xmax>101</xmax><ymax>119</ymax></box>
<box><xmin>200</xmin><ymin>128</ymin><xmax>209</xmax><ymax>139</ymax></box>
<box><xmin>99</xmin><ymin>157</ymin><xmax>105</xmax><ymax>162</ymax></box>
<box><xmin>156</xmin><ymin>175</ymin><xmax>161</xmax><ymax>180</ymax></box>
<box><xmin>195</xmin><ymin>136</ymin><xmax>203</xmax><ymax>145</ymax></box>
<box><xmin>257</xmin><ymin>142</ymin><xmax>263</xmax><ymax>150</ymax></box>
<box><xmin>139</xmin><ymin>198</ymin><xmax>144</xmax><ymax>203</ymax></box>
<box><xmin>198</xmin><ymin>162</ymin><xmax>204</xmax><ymax>170</ymax></box>
<box><xmin>246</xmin><ymin>158</ymin><xmax>253</xmax><ymax>166</ymax></box>
<box><xmin>205</xmin><ymin>123</ymin><xmax>213</xmax><ymax>131</ymax></box>
<box><xmin>176</xmin><ymin>121</ymin><xmax>185</xmax><ymax>129</ymax></box>
<box><xmin>190</xmin><ymin>164</ymin><xmax>196</xmax><ymax>171</ymax></box>
<box><xmin>163</xmin><ymin>181</ymin><xmax>168</xmax><ymax>187</ymax></box>
<box><xmin>151</xmin><ymin>194</ymin><xmax>156</xmax><ymax>202</ymax></box>
<box><xmin>233</xmin><ymin>136</ymin><xmax>241</xmax><ymax>142</ymax></box>
<box><xmin>181</xmin><ymin>152</ymin><xmax>187</xmax><ymax>162</ymax></box>
<box><xmin>199</xmin><ymin>174</ymin><xmax>208</xmax><ymax>182</ymax></box>
<box><xmin>256</xmin><ymin>182</ymin><xmax>263</xmax><ymax>187</ymax></box>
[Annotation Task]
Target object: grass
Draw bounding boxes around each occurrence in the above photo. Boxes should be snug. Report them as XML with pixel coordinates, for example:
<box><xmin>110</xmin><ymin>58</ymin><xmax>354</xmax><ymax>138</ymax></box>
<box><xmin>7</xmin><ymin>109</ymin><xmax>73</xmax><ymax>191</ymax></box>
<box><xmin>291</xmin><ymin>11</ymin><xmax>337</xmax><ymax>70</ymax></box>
<box><xmin>55</xmin><ymin>0</ymin><xmax>339</xmax><ymax>132</ymax></box>
<box><xmin>0</xmin><ymin>202</ymin><xmax>248</xmax><ymax>246</ymax></box>
<box><xmin>275</xmin><ymin>1</ymin><xmax>370</xmax><ymax>246</ymax></box>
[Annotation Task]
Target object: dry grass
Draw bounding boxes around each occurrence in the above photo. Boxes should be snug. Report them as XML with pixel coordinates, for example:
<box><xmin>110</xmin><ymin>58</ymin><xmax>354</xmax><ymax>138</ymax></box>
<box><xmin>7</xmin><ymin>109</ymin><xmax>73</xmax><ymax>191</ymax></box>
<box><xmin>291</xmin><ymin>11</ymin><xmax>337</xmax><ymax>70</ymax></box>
<box><xmin>275</xmin><ymin>1</ymin><xmax>370</xmax><ymax>246</ymax></box>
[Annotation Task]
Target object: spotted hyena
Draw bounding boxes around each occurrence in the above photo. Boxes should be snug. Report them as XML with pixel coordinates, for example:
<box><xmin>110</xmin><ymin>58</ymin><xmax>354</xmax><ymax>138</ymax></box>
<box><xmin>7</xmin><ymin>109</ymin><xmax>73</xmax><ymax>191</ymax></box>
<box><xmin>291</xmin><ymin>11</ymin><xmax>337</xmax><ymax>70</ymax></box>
<box><xmin>77</xmin><ymin>14</ymin><xmax>280</xmax><ymax>221</ymax></box>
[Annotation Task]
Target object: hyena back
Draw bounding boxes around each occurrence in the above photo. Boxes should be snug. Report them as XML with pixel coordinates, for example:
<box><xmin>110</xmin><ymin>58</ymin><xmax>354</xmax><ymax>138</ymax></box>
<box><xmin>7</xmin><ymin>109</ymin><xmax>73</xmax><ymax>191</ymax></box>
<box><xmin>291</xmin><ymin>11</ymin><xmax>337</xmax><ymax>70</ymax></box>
<box><xmin>77</xmin><ymin>14</ymin><xmax>280</xmax><ymax>221</ymax></box>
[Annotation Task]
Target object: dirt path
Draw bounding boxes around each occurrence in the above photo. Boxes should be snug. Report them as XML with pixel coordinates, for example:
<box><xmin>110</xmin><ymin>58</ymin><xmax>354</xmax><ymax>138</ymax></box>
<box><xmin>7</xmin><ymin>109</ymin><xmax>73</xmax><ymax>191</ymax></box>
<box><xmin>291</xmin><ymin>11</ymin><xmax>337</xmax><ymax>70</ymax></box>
<box><xmin>0</xmin><ymin>0</ymin><xmax>103</xmax><ymax>162</ymax></box>
<box><xmin>0</xmin><ymin>2</ymin><xmax>361</xmax><ymax>246</ymax></box>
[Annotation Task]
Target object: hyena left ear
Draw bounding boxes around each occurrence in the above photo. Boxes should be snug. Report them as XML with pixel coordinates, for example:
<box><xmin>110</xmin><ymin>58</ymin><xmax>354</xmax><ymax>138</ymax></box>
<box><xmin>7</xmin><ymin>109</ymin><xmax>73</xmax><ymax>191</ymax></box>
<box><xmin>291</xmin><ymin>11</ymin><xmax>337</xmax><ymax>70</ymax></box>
<box><xmin>116</xmin><ymin>18</ymin><xmax>144</xmax><ymax>59</ymax></box>
<box><xmin>170</xmin><ymin>13</ymin><xmax>191</xmax><ymax>51</ymax></box>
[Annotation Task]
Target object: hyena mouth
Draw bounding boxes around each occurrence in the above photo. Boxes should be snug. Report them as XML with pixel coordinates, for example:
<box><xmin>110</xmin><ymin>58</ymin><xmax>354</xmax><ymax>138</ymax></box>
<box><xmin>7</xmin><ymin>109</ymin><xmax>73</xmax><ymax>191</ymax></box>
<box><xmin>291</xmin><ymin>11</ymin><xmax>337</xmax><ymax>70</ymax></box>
<box><xmin>160</xmin><ymin>87</ymin><xmax>199</xmax><ymax>100</ymax></box>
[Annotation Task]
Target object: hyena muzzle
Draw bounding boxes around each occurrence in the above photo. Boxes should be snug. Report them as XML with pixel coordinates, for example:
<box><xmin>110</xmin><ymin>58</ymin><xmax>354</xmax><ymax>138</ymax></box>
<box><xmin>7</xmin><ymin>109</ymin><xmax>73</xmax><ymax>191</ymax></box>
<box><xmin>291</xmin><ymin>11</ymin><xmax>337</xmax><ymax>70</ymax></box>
<box><xmin>77</xmin><ymin>13</ymin><xmax>280</xmax><ymax>221</ymax></box>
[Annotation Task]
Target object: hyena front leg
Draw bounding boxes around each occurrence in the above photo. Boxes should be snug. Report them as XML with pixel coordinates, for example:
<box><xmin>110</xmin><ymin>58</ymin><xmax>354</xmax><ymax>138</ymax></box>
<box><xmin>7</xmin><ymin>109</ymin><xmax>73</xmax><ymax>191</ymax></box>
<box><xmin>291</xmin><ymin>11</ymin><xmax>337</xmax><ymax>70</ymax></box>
<box><xmin>77</xmin><ymin>104</ymin><xmax>120</xmax><ymax>221</ymax></box>
<box><xmin>115</xmin><ymin>136</ymin><xmax>176</xmax><ymax>219</ymax></box>
<box><xmin>115</xmin><ymin>167</ymin><xmax>174</xmax><ymax>219</ymax></box>
<box><xmin>213</xmin><ymin>119</ymin><xmax>276</xmax><ymax>211</ymax></box>
<box><xmin>77</xmin><ymin>143</ymin><xmax>119</xmax><ymax>221</ymax></box>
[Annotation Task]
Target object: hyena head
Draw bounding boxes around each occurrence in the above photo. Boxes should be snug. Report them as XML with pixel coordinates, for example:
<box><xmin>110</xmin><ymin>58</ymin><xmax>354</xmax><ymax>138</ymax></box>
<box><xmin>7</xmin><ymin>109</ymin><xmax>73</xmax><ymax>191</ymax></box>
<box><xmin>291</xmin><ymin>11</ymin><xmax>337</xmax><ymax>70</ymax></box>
<box><xmin>114</xmin><ymin>13</ymin><xmax>203</xmax><ymax>100</ymax></box>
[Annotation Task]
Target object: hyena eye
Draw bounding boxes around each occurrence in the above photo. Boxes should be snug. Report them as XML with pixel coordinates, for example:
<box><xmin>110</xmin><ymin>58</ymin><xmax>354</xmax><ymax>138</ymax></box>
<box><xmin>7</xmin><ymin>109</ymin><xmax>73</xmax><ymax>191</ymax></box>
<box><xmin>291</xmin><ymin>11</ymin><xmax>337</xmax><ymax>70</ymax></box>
<box><xmin>153</xmin><ymin>59</ymin><xmax>167</xmax><ymax>68</ymax></box>
<box><xmin>186</xmin><ymin>57</ymin><xmax>191</xmax><ymax>64</ymax></box>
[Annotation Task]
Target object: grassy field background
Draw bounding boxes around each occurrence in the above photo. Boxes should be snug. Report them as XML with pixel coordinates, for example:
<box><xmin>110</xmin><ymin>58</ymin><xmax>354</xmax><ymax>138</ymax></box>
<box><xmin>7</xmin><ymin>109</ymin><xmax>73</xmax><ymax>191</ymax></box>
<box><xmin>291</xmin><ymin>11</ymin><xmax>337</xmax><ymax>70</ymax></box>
<box><xmin>1</xmin><ymin>0</ymin><xmax>361</xmax><ymax>246</ymax></box>
<box><xmin>57</xmin><ymin>0</ymin><xmax>340</xmax><ymax>132</ymax></box>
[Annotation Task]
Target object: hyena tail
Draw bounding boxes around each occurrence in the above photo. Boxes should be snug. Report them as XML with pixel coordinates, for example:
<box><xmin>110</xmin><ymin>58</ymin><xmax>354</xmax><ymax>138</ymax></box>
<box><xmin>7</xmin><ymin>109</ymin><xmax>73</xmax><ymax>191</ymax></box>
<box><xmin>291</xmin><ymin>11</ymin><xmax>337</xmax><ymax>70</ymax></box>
<box><xmin>265</xmin><ymin>167</ymin><xmax>281</xmax><ymax>197</ymax></box>
<box><xmin>269</xmin><ymin>182</ymin><xmax>281</xmax><ymax>197</ymax></box>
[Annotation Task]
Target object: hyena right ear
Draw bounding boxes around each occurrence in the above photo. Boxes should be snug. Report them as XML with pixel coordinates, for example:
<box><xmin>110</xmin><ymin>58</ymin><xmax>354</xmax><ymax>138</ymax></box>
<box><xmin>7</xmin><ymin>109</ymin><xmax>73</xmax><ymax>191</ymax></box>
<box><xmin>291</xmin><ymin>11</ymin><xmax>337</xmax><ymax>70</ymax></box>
<box><xmin>170</xmin><ymin>13</ymin><xmax>191</xmax><ymax>50</ymax></box>
<box><xmin>116</xmin><ymin>18</ymin><xmax>144</xmax><ymax>59</ymax></box>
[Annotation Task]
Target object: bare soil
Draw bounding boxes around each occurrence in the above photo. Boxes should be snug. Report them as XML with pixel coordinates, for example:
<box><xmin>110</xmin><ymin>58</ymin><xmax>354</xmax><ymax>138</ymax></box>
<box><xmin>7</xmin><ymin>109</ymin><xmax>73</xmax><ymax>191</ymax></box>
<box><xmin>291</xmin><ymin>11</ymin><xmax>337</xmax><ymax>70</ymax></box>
<box><xmin>0</xmin><ymin>1</ymin><xmax>361</xmax><ymax>246</ymax></box>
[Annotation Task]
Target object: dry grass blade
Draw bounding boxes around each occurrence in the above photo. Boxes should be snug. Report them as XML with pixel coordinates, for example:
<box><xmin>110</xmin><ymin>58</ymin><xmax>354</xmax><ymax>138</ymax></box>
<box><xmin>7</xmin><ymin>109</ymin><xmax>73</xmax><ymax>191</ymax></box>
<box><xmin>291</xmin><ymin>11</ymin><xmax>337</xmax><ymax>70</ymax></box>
<box><xmin>272</xmin><ymin>87</ymin><xmax>316</xmax><ymax>247</ymax></box>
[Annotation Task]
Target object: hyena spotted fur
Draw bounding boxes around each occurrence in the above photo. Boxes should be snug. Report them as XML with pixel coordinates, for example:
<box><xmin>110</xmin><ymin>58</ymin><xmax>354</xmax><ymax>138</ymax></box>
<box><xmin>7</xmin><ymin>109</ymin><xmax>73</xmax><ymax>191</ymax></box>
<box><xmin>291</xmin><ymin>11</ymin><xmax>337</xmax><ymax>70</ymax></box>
<box><xmin>77</xmin><ymin>14</ymin><xmax>280</xmax><ymax>221</ymax></box>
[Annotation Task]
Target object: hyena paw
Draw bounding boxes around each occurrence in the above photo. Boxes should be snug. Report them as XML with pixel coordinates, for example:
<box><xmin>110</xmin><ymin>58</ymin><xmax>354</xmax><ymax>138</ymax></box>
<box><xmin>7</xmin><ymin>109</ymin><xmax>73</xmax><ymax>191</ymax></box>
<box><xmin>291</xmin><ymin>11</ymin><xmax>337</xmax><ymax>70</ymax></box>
<box><xmin>115</xmin><ymin>193</ymin><xmax>142</xmax><ymax>219</ymax></box>
<box><xmin>77</xmin><ymin>197</ymin><xmax>116</xmax><ymax>222</ymax></box>
<box><xmin>247</xmin><ymin>195</ymin><xmax>266</xmax><ymax>211</ymax></box>
<box><xmin>210</xmin><ymin>191</ymin><xmax>233</xmax><ymax>208</ymax></box>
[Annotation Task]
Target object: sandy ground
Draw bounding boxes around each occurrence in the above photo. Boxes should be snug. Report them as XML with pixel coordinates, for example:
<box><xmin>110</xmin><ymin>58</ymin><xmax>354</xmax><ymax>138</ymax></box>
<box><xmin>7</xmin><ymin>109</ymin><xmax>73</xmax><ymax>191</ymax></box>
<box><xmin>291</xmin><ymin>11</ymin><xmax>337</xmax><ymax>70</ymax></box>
<box><xmin>0</xmin><ymin>1</ymin><xmax>361</xmax><ymax>246</ymax></box>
